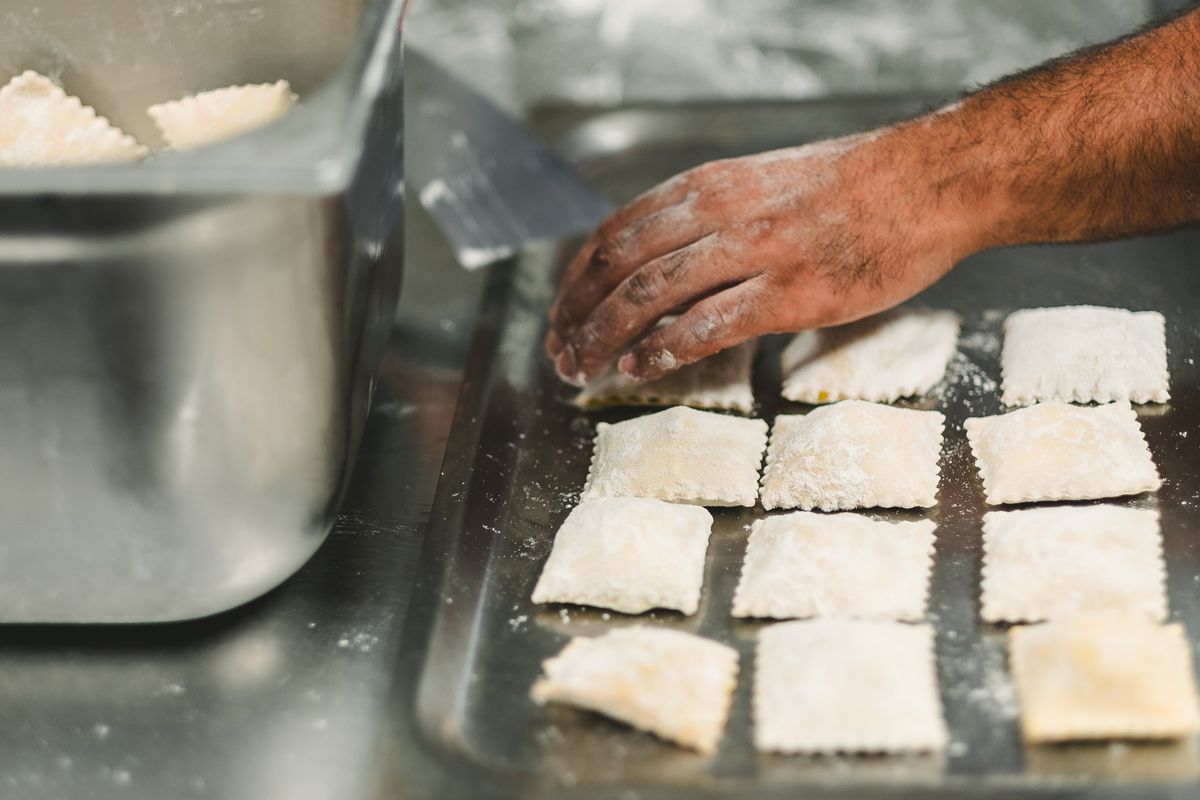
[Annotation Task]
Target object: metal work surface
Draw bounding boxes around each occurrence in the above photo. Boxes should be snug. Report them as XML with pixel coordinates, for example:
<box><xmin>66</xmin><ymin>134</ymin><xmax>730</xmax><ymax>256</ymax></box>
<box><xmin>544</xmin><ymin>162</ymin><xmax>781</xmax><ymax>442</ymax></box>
<box><xmin>388</xmin><ymin>99</ymin><xmax>1200</xmax><ymax>798</ymax></box>
<box><xmin>0</xmin><ymin>186</ymin><xmax>481</xmax><ymax>798</ymax></box>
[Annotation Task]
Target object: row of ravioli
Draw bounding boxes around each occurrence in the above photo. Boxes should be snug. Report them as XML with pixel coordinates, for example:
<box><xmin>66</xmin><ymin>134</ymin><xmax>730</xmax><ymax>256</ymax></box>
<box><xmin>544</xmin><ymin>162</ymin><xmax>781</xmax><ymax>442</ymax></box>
<box><xmin>531</xmin><ymin>499</ymin><xmax>1200</xmax><ymax>753</ymax></box>
<box><xmin>528</xmin><ymin>302</ymin><xmax>1193</xmax><ymax>757</ymax></box>
<box><xmin>586</xmin><ymin>397</ymin><xmax>1158</xmax><ymax>512</ymax></box>
<box><xmin>574</xmin><ymin>304</ymin><xmax>1168</xmax><ymax>414</ymax></box>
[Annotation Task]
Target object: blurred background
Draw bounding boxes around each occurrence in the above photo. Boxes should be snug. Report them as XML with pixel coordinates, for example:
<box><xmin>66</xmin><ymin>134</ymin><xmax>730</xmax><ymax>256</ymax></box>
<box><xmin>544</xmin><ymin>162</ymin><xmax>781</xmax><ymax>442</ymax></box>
<box><xmin>405</xmin><ymin>0</ymin><xmax>1189</xmax><ymax>118</ymax></box>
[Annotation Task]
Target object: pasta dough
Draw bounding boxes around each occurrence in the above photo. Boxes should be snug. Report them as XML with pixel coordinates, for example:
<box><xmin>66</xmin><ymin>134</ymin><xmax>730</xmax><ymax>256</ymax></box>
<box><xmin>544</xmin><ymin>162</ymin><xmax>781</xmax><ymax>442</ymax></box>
<box><xmin>531</xmin><ymin>498</ymin><xmax>713</xmax><ymax>615</ymax></box>
<box><xmin>583</xmin><ymin>406</ymin><xmax>768</xmax><ymax>507</ymax></box>
<box><xmin>781</xmin><ymin>308</ymin><xmax>960</xmax><ymax>404</ymax></box>
<box><xmin>732</xmin><ymin>512</ymin><xmax>935</xmax><ymax>621</ymax></box>
<box><xmin>1010</xmin><ymin>613</ymin><xmax>1200</xmax><ymax>742</ymax></box>
<box><xmin>754</xmin><ymin>619</ymin><xmax>947</xmax><ymax>753</ymax></box>
<box><xmin>982</xmin><ymin>505</ymin><xmax>1166</xmax><ymax>623</ymax></box>
<box><xmin>0</xmin><ymin>71</ymin><xmax>147</xmax><ymax>166</ymax></box>
<box><xmin>1001</xmin><ymin>306</ymin><xmax>1169</xmax><ymax>406</ymax></box>
<box><xmin>575</xmin><ymin>339</ymin><xmax>756</xmax><ymax>413</ymax></box>
<box><xmin>760</xmin><ymin>400</ymin><xmax>944</xmax><ymax>511</ymax></box>
<box><xmin>964</xmin><ymin>401</ymin><xmax>1160</xmax><ymax>505</ymax></box>
<box><xmin>531</xmin><ymin>626</ymin><xmax>739</xmax><ymax>754</ymax></box>
<box><xmin>148</xmin><ymin>80</ymin><xmax>298</xmax><ymax>151</ymax></box>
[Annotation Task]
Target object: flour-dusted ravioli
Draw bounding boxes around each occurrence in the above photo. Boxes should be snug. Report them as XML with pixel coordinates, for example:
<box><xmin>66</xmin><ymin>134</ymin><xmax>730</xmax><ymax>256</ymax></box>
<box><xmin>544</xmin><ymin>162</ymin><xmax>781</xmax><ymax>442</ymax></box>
<box><xmin>732</xmin><ymin>512</ymin><xmax>935</xmax><ymax>621</ymax></box>
<box><xmin>532</xmin><ymin>498</ymin><xmax>713</xmax><ymax>615</ymax></box>
<box><xmin>781</xmin><ymin>308</ymin><xmax>960</xmax><ymax>404</ymax></box>
<box><xmin>760</xmin><ymin>400</ymin><xmax>944</xmax><ymax>511</ymax></box>
<box><xmin>982</xmin><ymin>506</ymin><xmax>1166</xmax><ymax>624</ymax></box>
<box><xmin>754</xmin><ymin>619</ymin><xmax>947</xmax><ymax>753</ymax></box>
<box><xmin>1001</xmin><ymin>306</ymin><xmax>1169</xmax><ymax>406</ymax></box>
<box><xmin>576</xmin><ymin>339</ymin><xmax>756</xmax><ymax>413</ymax></box>
<box><xmin>1010</xmin><ymin>613</ymin><xmax>1200</xmax><ymax>742</ymax></box>
<box><xmin>964</xmin><ymin>401</ymin><xmax>1160</xmax><ymax>505</ymax></box>
<box><xmin>148</xmin><ymin>80</ymin><xmax>298</xmax><ymax>151</ymax></box>
<box><xmin>531</xmin><ymin>626</ymin><xmax>739</xmax><ymax>754</ymax></box>
<box><xmin>583</xmin><ymin>406</ymin><xmax>768</xmax><ymax>507</ymax></box>
<box><xmin>0</xmin><ymin>71</ymin><xmax>147</xmax><ymax>167</ymax></box>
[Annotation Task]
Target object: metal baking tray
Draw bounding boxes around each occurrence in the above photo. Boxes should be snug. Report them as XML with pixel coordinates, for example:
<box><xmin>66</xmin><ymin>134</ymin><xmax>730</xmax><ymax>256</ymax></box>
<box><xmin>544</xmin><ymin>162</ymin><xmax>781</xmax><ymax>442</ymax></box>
<box><xmin>0</xmin><ymin>0</ymin><xmax>406</xmax><ymax>622</ymax></box>
<box><xmin>391</xmin><ymin>99</ymin><xmax>1200</xmax><ymax>798</ymax></box>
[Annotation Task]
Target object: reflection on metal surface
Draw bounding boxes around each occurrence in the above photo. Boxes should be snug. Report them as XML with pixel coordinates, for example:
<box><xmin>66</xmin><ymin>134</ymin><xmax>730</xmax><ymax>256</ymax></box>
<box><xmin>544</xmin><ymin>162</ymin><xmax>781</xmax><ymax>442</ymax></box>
<box><xmin>1025</xmin><ymin>739</ymin><xmax>1200</xmax><ymax>783</ymax></box>
<box><xmin>0</xmin><ymin>334</ymin><xmax>471</xmax><ymax>798</ymax></box>
<box><xmin>0</xmin><ymin>0</ymin><xmax>408</xmax><ymax>621</ymax></box>
<box><xmin>394</xmin><ymin>101</ymin><xmax>1200</xmax><ymax>798</ymax></box>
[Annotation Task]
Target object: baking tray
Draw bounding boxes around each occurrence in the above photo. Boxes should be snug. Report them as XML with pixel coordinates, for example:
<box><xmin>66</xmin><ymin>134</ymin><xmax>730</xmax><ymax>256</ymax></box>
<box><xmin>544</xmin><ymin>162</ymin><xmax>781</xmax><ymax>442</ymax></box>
<box><xmin>391</xmin><ymin>99</ymin><xmax>1200</xmax><ymax>799</ymax></box>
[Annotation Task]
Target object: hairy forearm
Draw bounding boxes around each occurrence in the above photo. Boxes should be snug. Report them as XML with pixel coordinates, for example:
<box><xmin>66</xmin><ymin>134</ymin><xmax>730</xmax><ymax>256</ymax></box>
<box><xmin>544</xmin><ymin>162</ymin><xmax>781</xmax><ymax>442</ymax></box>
<box><xmin>880</xmin><ymin>8</ymin><xmax>1200</xmax><ymax>258</ymax></box>
<box><xmin>545</xmin><ymin>8</ymin><xmax>1200</xmax><ymax>386</ymax></box>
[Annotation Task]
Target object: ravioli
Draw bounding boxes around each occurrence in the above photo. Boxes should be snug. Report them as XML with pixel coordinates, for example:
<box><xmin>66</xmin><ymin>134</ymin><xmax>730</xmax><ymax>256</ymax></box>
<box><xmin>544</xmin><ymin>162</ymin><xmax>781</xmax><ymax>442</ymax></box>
<box><xmin>148</xmin><ymin>80</ymin><xmax>298</xmax><ymax>151</ymax></box>
<box><xmin>732</xmin><ymin>512</ymin><xmax>935</xmax><ymax>621</ymax></box>
<box><xmin>754</xmin><ymin>619</ymin><xmax>947</xmax><ymax>753</ymax></box>
<box><xmin>531</xmin><ymin>626</ymin><xmax>739</xmax><ymax>754</ymax></box>
<box><xmin>982</xmin><ymin>505</ymin><xmax>1166</xmax><ymax>623</ymax></box>
<box><xmin>0</xmin><ymin>71</ymin><xmax>147</xmax><ymax>166</ymax></box>
<box><xmin>576</xmin><ymin>339</ymin><xmax>756</xmax><ymax>413</ymax></box>
<box><xmin>1001</xmin><ymin>306</ymin><xmax>1168</xmax><ymax>406</ymax></box>
<box><xmin>1010</xmin><ymin>614</ymin><xmax>1200</xmax><ymax>742</ymax></box>
<box><xmin>964</xmin><ymin>401</ymin><xmax>1160</xmax><ymax>505</ymax></box>
<box><xmin>532</xmin><ymin>498</ymin><xmax>713</xmax><ymax>615</ymax></box>
<box><xmin>781</xmin><ymin>308</ymin><xmax>960</xmax><ymax>404</ymax></box>
<box><xmin>583</xmin><ymin>406</ymin><xmax>768</xmax><ymax>507</ymax></box>
<box><xmin>760</xmin><ymin>400</ymin><xmax>944</xmax><ymax>511</ymax></box>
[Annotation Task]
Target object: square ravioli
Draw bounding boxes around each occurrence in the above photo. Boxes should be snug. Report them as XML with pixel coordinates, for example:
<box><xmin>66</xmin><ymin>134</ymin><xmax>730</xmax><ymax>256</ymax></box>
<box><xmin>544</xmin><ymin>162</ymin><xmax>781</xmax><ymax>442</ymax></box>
<box><xmin>1010</xmin><ymin>613</ymin><xmax>1200</xmax><ymax>742</ymax></box>
<box><xmin>583</xmin><ymin>406</ymin><xmax>768</xmax><ymax>507</ymax></box>
<box><xmin>1001</xmin><ymin>306</ymin><xmax>1169</xmax><ymax>406</ymax></box>
<box><xmin>531</xmin><ymin>498</ymin><xmax>714</xmax><ymax>615</ymax></box>
<box><xmin>575</xmin><ymin>339</ymin><xmax>756</xmax><ymax>413</ymax></box>
<box><xmin>982</xmin><ymin>505</ymin><xmax>1166</xmax><ymax>623</ymax></box>
<box><xmin>0</xmin><ymin>71</ymin><xmax>147</xmax><ymax>166</ymax></box>
<box><xmin>732</xmin><ymin>512</ymin><xmax>935</xmax><ymax>621</ymax></box>
<box><xmin>148</xmin><ymin>81</ymin><xmax>298</xmax><ymax>151</ymax></box>
<box><xmin>531</xmin><ymin>626</ymin><xmax>739</xmax><ymax>754</ymax></box>
<box><xmin>964</xmin><ymin>401</ymin><xmax>1160</xmax><ymax>505</ymax></box>
<box><xmin>755</xmin><ymin>619</ymin><xmax>948</xmax><ymax>753</ymax></box>
<box><xmin>760</xmin><ymin>400</ymin><xmax>944</xmax><ymax>511</ymax></box>
<box><xmin>781</xmin><ymin>308</ymin><xmax>960</xmax><ymax>404</ymax></box>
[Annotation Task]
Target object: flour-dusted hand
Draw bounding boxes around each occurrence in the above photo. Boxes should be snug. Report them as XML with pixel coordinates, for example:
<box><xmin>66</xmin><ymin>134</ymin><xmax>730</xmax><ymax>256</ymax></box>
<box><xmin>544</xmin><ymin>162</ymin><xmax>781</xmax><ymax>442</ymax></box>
<box><xmin>545</xmin><ymin>131</ymin><xmax>973</xmax><ymax>386</ymax></box>
<box><xmin>546</xmin><ymin>8</ymin><xmax>1200</xmax><ymax>387</ymax></box>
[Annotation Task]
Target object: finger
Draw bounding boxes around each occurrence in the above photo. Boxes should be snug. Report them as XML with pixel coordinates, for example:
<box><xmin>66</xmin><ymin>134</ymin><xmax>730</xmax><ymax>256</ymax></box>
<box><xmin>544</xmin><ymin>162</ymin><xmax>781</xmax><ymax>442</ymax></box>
<box><xmin>565</xmin><ymin>233</ymin><xmax>760</xmax><ymax>383</ymax></box>
<box><xmin>548</xmin><ymin>170</ymin><xmax>706</xmax><ymax>333</ymax></box>
<box><xmin>616</xmin><ymin>277</ymin><xmax>769</xmax><ymax>383</ymax></box>
<box><xmin>549</xmin><ymin>194</ymin><xmax>711</xmax><ymax>349</ymax></box>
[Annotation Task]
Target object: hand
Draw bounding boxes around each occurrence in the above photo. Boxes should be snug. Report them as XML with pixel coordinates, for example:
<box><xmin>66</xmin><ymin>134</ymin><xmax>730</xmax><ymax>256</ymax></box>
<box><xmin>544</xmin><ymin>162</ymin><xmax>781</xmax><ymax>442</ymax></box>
<box><xmin>544</xmin><ymin>128</ymin><xmax>977</xmax><ymax>386</ymax></box>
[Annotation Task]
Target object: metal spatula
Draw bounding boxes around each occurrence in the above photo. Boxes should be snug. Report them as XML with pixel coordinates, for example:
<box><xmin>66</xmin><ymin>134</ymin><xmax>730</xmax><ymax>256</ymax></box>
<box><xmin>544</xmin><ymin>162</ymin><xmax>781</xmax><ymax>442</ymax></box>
<box><xmin>406</xmin><ymin>48</ymin><xmax>614</xmax><ymax>270</ymax></box>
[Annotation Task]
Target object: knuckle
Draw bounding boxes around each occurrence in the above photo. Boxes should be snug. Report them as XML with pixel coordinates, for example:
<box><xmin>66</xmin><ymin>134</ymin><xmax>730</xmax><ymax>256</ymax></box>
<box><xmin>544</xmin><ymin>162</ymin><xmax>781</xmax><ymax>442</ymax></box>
<box><xmin>622</xmin><ymin>250</ymin><xmax>691</xmax><ymax>307</ymax></box>
<box><xmin>622</xmin><ymin>269</ymin><xmax>663</xmax><ymax>307</ymax></box>
<box><xmin>585</xmin><ymin>239</ymin><xmax>623</xmax><ymax>279</ymax></box>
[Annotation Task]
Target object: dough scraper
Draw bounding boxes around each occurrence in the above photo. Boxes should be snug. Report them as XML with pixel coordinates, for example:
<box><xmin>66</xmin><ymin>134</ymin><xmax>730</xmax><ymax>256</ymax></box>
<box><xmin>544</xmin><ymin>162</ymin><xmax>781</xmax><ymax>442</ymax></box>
<box><xmin>407</xmin><ymin>48</ymin><xmax>614</xmax><ymax>270</ymax></box>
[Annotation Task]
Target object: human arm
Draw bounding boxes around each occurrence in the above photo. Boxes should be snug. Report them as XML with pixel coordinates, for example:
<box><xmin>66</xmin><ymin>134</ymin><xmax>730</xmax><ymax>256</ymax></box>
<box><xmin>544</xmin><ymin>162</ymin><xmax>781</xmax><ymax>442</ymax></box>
<box><xmin>545</xmin><ymin>8</ymin><xmax>1200</xmax><ymax>386</ymax></box>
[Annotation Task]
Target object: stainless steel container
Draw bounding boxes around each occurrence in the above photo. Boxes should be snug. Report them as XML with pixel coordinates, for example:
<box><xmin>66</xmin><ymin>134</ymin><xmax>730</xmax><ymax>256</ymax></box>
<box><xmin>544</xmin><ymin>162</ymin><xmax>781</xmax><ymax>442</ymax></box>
<box><xmin>0</xmin><ymin>0</ymin><xmax>407</xmax><ymax>622</ymax></box>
